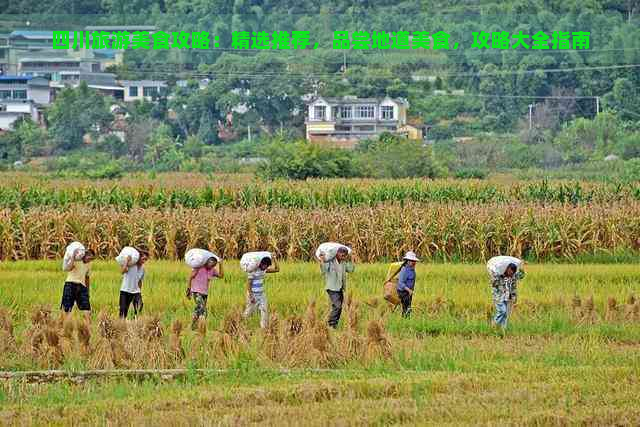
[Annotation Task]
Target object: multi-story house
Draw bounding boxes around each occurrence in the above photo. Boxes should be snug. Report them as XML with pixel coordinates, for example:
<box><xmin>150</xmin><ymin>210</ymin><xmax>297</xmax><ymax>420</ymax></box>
<box><xmin>305</xmin><ymin>96</ymin><xmax>423</xmax><ymax>147</ymax></box>
<box><xmin>0</xmin><ymin>75</ymin><xmax>51</xmax><ymax>104</ymax></box>
<box><xmin>0</xmin><ymin>75</ymin><xmax>51</xmax><ymax>130</ymax></box>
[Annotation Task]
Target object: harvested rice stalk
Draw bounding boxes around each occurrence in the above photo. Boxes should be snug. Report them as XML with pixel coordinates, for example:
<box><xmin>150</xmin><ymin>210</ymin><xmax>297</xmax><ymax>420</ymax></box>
<box><xmin>365</xmin><ymin>320</ymin><xmax>392</xmax><ymax>361</ymax></box>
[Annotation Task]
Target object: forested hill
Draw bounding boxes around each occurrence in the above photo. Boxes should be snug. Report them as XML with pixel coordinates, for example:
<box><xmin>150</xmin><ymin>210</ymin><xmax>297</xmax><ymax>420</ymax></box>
<box><xmin>2</xmin><ymin>1</ymin><xmax>639</xmax><ymax>130</ymax></box>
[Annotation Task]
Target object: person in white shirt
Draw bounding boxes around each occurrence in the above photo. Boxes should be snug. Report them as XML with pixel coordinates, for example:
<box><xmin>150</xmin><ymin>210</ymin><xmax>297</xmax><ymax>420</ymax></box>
<box><xmin>119</xmin><ymin>251</ymin><xmax>148</xmax><ymax>319</ymax></box>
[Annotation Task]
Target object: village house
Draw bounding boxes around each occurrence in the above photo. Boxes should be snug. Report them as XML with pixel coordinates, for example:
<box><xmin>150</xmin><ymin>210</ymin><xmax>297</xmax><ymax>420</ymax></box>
<box><xmin>0</xmin><ymin>100</ymin><xmax>40</xmax><ymax>131</ymax></box>
<box><xmin>119</xmin><ymin>80</ymin><xmax>168</xmax><ymax>102</ymax></box>
<box><xmin>305</xmin><ymin>96</ymin><xmax>425</xmax><ymax>148</ymax></box>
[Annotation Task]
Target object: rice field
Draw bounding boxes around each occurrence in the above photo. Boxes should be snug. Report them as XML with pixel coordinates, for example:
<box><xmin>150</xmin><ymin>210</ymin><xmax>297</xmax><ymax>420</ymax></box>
<box><xmin>1</xmin><ymin>261</ymin><xmax>640</xmax><ymax>424</ymax></box>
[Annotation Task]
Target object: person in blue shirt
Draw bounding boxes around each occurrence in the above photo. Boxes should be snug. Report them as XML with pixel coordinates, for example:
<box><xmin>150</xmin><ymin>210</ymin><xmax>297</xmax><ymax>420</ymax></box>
<box><xmin>396</xmin><ymin>251</ymin><xmax>420</xmax><ymax>318</ymax></box>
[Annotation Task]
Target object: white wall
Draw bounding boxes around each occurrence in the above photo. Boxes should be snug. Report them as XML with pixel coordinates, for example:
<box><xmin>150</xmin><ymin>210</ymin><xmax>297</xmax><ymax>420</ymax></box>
<box><xmin>379</xmin><ymin>99</ymin><xmax>398</xmax><ymax>120</ymax></box>
<box><xmin>308</xmin><ymin>99</ymin><xmax>331</xmax><ymax>121</ymax></box>
<box><xmin>27</xmin><ymin>86</ymin><xmax>51</xmax><ymax>105</ymax></box>
<box><xmin>0</xmin><ymin>112</ymin><xmax>22</xmax><ymax>130</ymax></box>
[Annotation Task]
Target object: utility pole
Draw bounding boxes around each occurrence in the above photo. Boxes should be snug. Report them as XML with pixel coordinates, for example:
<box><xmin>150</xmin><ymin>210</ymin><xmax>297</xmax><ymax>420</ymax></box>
<box><xmin>596</xmin><ymin>96</ymin><xmax>600</xmax><ymax>115</ymax></box>
<box><xmin>247</xmin><ymin>125</ymin><xmax>251</xmax><ymax>142</ymax></box>
<box><xmin>528</xmin><ymin>104</ymin><xmax>533</xmax><ymax>130</ymax></box>
<box><xmin>342</xmin><ymin>51</ymin><xmax>347</xmax><ymax>74</ymax></box>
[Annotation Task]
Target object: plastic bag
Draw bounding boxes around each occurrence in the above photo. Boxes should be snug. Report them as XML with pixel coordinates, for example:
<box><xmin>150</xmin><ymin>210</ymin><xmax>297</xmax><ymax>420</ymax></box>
<box><xmin>315</xmin><ymin>242</ymin><xmax>352</xmax><ymax>262</ymax></box>
<box><xmin>240</xmin><ymin>251</ymin><xmax>272</xmax><ymax>273</ymax></box>
<box><xmin>62</xmin><ymin>241</ymin><xmax>85</xmax><ymax>271</ymax></box>
<box><xmin>185</xmin><ymin>248</ymin><xmax>220</xmax><ymax>269</ymax></box>
<box><xmin>487</xmin><ymin>256</ymin><xmax>523</xmax><ymax>277</ymax></box>
<box><xmin>116</xmin><ymin>247</ymin><xmax>140</xmax><ymax>268</ymax></box>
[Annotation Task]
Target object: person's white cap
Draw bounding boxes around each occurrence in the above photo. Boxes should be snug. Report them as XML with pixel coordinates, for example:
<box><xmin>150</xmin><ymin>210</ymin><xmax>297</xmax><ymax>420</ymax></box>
<box><xmin>403</xmin><ymin>251</ymin><xmax>420</xmax><ymax>262</ymax></box>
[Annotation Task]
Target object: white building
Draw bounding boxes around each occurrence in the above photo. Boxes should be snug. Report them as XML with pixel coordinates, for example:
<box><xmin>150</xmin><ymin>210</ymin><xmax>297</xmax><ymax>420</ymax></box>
<box><xmin>119</xmin><ymin>80</ymin><xmax>168</xmax><ymax>102</ymax></box>
<box><xmin>0</xmin><ymin>100</ymin><xmax>39</xmax><ymax>130</ymax></box>
<box><xmin>305</xmin><ymin>96</ymin><xmax>423</xmax><ymax>147</ymax></box>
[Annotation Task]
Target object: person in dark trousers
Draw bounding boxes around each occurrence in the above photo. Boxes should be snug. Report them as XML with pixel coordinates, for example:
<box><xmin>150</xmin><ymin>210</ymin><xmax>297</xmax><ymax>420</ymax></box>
<box><xmin>396</xmin><ymin>251</ymin><xmax>420</xmax><ymax>318</ymax></box>
<box><xmin>319</xmin><ymin>247</ymin><xmax>355</xmax><ymax>329</ymax></box>
<box><xmin>119</xmin><ymin>250</ymin><xmax>148</xmax><ymax>319</ymax></box>
<box><xmin>61</xmin><ymin>248</ymin><xmax>96</xmax><ymax>322</ymax></box>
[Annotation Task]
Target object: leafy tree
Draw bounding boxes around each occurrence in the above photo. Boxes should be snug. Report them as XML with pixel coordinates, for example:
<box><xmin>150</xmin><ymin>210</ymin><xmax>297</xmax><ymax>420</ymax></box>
<box><xmin>144</xmin><ymin>123</ymin><xmax>183</xmax><ymax>171</ymax></box>
<box><xmin>603</xmin><ymin>78</ymin><xmax>640</xmax><ymax>121</ymax></box>
<box><xmin>183</xmin><ymin>134</ymin><xmax>206</xmax><ymax>158</ymax></box>
<box><xmin>554</xmin><ymin>113</ymin><xmax>622</xmax><ymax>160</ymax></box>
<box><xmin>47</xmin><ymin>83</ymin><xmax>113</xmax><ymax>152</ymax></box>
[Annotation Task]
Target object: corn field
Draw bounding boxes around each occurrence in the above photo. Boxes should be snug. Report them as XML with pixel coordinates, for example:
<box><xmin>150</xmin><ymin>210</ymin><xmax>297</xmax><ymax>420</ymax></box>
<box><xmin>2</xmin><ymin>202</ymin><xmax>640</xmax><ymax>261</ymax></box>
<box><xmin>2</xmin><ymin>175</ymin><xmax>640</xmax><ymax>210</ymax></box>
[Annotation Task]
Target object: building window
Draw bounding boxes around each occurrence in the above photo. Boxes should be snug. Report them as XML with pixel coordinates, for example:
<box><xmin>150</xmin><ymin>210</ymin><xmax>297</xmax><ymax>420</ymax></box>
<box><xmin>143</xmin><ymin>86</ymin><xmax>158</xmax><ymax>97</ymax></box>
<box><xmin>314</xmin><ymin>105</ymin><xmax>326</xmax><ymax>120</ymax></box>
<box><xmin>381</xmin><ymin>106</ymin><xmax>394</xmax><ymax>120</ymax></box>
<box><xmin>129</xmin><ymin>86</ymin><xmax>138</xmax><ymax>97</ymax></box>
<box><xmin>0</xmin><ymin>90</ymin><xmax>11</xmax><ymax>99</ymax></box>
<box><xmin>355</xmin><ymin>105</ymin><xmax>374</xmax><ymax>119</ymax></box>
<box><xmin>13</xmin><ymin>90</ymin><xmax>27</xmax><ymax>100</ymax></box>
<box><xmin>340</xmin><ymin>106</ymin><xmax>352</xmax><ymax>119</ymax></box>
<box><xmin>356</xmin><ymin>125</ymin><xmax>374</xmax><ymax>131</ymax></box>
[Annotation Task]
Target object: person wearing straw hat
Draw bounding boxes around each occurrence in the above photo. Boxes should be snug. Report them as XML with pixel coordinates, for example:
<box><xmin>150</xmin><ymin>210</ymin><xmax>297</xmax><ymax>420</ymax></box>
<box><xmin>396</xmin><ymin>251</ymin><xmax>420</xmax><ymax>318</ymax></box>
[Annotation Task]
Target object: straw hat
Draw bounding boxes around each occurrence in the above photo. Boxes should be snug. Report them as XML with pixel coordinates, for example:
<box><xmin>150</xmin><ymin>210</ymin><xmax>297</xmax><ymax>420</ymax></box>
<box><xmin>403</xmin><ymin>251</ymin><xmax>420</xmax><ymax>262</ymax></box>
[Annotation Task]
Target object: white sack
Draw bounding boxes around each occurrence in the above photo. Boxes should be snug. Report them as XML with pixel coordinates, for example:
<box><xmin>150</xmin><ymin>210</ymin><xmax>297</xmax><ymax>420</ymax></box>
<box><xmin>185</xmin><ymin>248</ymin><xmax>220</xmax><ymax>269</ymax></box>
<box><xmin>240</xmin><ymin>251</ymin><xmax>272</xmax><ymax>273</ymax></box>
<box><xmin>315</xmin><ymin>242</ymin><xmax>352</xmax><ymax>262</ymax></box>
<box><xmin>116</xmin><ymin>246</ymin><xmax>140</xmax><ymax>267</ymax></box>
<box><xmin>487</xmin><ymin>256</ymin><xmax>523</xmax><ymax>277</ymax></box>
<box><xmin>62</xmin><ymin>241</ymin><xmax>85</xmax><ymax>271</ymax></box>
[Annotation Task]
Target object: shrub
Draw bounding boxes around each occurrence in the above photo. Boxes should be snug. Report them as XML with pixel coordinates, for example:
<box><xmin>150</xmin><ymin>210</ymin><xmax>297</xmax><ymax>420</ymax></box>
<box><xmin>358</xmin><ymin>134</ymin><xmax>446</xmax><ymax>179</ymax></box>
<box><xmin>258</xmin><ymin>140</ymin><xmax>360</xmax><ymax>180</ymax></box>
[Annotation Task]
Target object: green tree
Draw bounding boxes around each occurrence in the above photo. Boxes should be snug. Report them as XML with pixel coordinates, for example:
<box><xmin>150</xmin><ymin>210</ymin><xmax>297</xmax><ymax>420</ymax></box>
<box><xmin>603</xmin><ymin>78</ymin><xmax>640</xmax><ymax>121</ymax></box>
<box><xmin>258</xmin><ymin>139</ymin><xmax>360</xmax><ymax>180</ymax></box>
<box><xmin>47</xmin><ymin>83</ymin><xmax>113</xmax><ymax>152</ymax></box>
<box><xmin>357</xmin><ymin>133</ymin><xmax>446</xmax><ymax>178</ymax></box>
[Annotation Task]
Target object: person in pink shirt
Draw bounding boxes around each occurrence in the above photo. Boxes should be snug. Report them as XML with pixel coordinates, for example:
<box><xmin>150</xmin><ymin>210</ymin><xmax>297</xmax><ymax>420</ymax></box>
<box><xmin>187</xmin><ymin>257</ymin><xmax>224</xmax><ymax>330</ymax></box>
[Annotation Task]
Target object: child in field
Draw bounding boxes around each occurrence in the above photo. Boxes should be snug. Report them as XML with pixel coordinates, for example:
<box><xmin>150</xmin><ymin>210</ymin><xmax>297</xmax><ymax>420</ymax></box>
<box><xmin>119</xmin><ymin>250</ymin><xmax>148</xmax><ymax>319</ymax></box>
<box><xmin>187</xmin><ymin>257</ymin><xmax>224</xmax><ymax>330</ymax></box>
<box><xmin>243</xmin><ymin>256</ymin><xmax>279</xmax><ymax>329</ymax></box>
<box><xmin>488</xmin><ymin>258</ymin><xmax>525</xmax><ymax>330</ymax></box>
<box><xmin>61</xmin><ymin>248</ymin><xmax>96</xmax><ymax>321</ymax></box>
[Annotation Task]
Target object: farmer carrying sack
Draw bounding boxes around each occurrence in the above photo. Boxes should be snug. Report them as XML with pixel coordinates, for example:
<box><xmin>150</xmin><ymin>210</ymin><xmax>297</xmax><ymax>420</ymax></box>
<box><xmin>185</xmin><ymin>248</ymin><xmax>220</xmax><ymax>269</ymax></box>
<box><xmin>383</xmin><ymin>261</ymin><xmax>404</xmax><ymax>306</ymax></box>
<box><xmin>240</xmin><ymin>251</ymin><xmax>272</xmax><ymax>273</ymax></box>
<box><xmin>62</xmin><ymin>241</ymin><xmax>85</xmax><ymax>271</ymax></box>
<box><xmin>315</xmin><ymin>242</ymin><xmax>352</xmax><ymax>262</ymax></box>
<box><xmin>486</xmin><ymin>256</ymin><xmax>523</xmax><ymax>277</ymax></box>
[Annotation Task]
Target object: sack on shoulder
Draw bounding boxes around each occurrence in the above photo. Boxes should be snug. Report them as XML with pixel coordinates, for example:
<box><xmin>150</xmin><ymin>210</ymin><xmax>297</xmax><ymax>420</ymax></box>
<box><xmin>383</xmin><ymin>281</ymin><xmax>400</xmax><ymax>306</ymax></box>
<box><xmin>382</xmin><ymin>261</ymin><xmax>404</xmax><ymax>306</ymax></box>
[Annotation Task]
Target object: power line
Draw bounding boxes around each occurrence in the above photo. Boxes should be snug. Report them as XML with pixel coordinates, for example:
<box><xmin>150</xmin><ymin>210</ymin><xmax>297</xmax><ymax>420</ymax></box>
<box><xmin>115</xmin><ymin>62</ymin><xmax>640</xmax><ymax>80</ymax></box>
